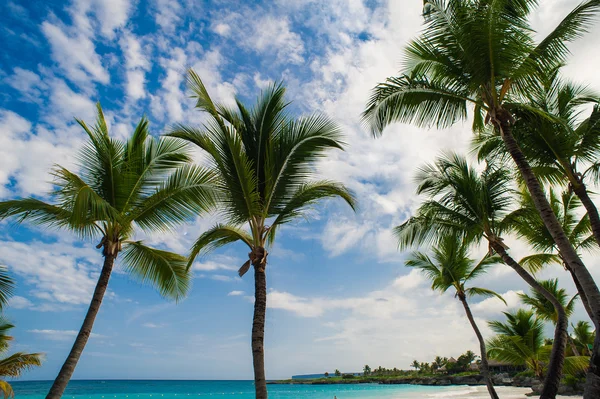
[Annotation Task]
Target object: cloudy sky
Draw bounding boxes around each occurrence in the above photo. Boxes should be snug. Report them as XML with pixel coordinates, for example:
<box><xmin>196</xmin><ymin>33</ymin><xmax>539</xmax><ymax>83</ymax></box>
<box><xmin>1</xmin><ymin>0</ymin><xmax>600</xmax><ymax>381</ymax></box>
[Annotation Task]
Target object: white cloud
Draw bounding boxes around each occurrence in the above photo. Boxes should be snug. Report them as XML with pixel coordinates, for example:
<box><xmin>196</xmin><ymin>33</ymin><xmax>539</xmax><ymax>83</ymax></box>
<box><xmin>142</xmin><ymin>323</ymin><xmax>165</xmax><ymax>328</ymax></box>
<box><xmin>8</xmin><ymin>296</ymin><xmax>34</xmax><ymax>310</ymax></box>
<box><xmin>0</xmin><ymin>109</ymin><xmax>84</xmax><ymax>198</ymax></box>
<box><xmin>212</xmin><ymin>23</ymin><xmax>231</xmax><ymax>37</ymax></box>
<box><xmin>227</xmin><ymin>291</ymin><xmax>245</xmax><ymax>296</ymax></box>
<box><xmin>4</xmin><ymin>68</ymin><xmax>47</xmax><ymax>103</ymax></box>
<box><xmin>154</xmin><ymin>0</ymin><xmax>182</xmax><ymax>33</ymax></box>
<box><xmin>244</xmin><ymin>16</ymin><xmax>305</xmax><ymax>64</ymax></box>
<box><xmin>119</xmin><ymin>33</ymin><xmax>150</xmax><ymax>100</ymax></box>
<box><xmin>0</xmin><ymin>238</ymin><xmax>100</xmax><ymax>306</ymax></box>
<box><xmin>41</xmin><ymin>21</ymin><xmax>109</xmax><ymax>85</ymax></box>
<box><xmin>193</xmin><ymin>257</ymin><xmax>239</xmax><ymax>272</ymax></box>
<box><xmin>28</xmin><ymin>329</ymin><xmax>105</xmax><ymax>340</ymax></box>
<box><xmin>472</xmin><ymin>290</ymin><xmax>524</xmax><ymax>316</ymax></box>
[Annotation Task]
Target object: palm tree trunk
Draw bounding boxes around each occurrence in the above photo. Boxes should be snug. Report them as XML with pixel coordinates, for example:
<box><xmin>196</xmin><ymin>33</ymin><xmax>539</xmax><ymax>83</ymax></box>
<box><xmin>497</xmin><ymin>119</ymin><xmax>600</xmax><ymax>399</ymax></box>
<box><xmin>572</xmin><ymin>182</ymin><xmax>600</xmax><ymax>251</ymax></box>
<box><xmin>252</xmin><ymin>262</ymin><xmax>268</xmax><ymax>399</ymax></box>
<box><xmin>45</xmin><ymin>254</ymin><xmax>115</xmax><ymax>399</ymax></box>
<box><xmin>458</xmin><ymin>294</ymin><xmax>499</xmax><ymax>399</ymax></box>
<box><xmin>567</xmin><ymin>266</ymin><xmax>596</xmax><ymax>326</ymax></box>
<box><xmin>568</xmin><ymin>336</ymin><xmax>580</xmax><ymax>357</ymax></box>
<box><xmin>490</xmin><ymin>241</ymin><xmax>567</xmax><ymax>399</ymax></box>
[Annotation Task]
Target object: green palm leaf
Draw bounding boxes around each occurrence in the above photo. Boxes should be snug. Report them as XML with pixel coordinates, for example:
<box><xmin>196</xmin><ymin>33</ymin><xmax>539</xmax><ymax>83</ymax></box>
<box><xmin>121</xmin><ymin>241</ymin><xmax>190</xmax><ymax>301</ymax></box>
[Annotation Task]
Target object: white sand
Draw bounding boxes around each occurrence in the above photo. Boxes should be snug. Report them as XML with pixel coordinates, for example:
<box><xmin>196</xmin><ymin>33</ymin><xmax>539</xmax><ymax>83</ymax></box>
<box><xmin>421</xmin><ymin>385</ymin><xmax>581</xmax><ymax>399</ymax></box>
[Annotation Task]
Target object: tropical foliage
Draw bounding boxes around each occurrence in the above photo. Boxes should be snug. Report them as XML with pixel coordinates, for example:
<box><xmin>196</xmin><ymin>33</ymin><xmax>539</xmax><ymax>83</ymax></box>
<box><xmin>0</xmin><ymin>318</ymin><xmax>42</xmax><ymax>399</ymax></box>
<box><xmin>0</xmin><ymin>105</ymin><xmax>215</xmax><ymax>399</ymax></box>
<box><xmin>168</xmin><ymin>70</ymin><xmax>355</xmax><ymax>399</ymax></box>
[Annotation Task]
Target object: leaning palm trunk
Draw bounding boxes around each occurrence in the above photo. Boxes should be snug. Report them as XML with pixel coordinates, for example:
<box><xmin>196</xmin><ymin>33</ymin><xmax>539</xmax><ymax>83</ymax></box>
<box><xmin>567</xmin><ymin>267</ymin><xmax>596</xmax><ymax>326</ymax></box>
<box><xmin>46</xmin><ymin>254</ymin><xmax>115</xmax><ymax>399</ymax></box>
<box><xmin>252</xmin><ymin>251</ymin><xmax>268</xmax><ymax>399</ymax></box>
<box><xmin>494</xmin><ymin>115</ymin><xmax>600</xmax><ymax>398</ymax></box>
<box><xmin>571</xmin><ymin>182</ymin><xmax>600</xmax><ymax>253</ymax></box>
<box><xmin>458</xmin><ymin>294</ymin><xmax>499</xmax><ymax>399</ymax></box>
<box><xmin>490</xmin><ymin>241</ymin><xmax>567</xmax><ymax>399</ymax></box>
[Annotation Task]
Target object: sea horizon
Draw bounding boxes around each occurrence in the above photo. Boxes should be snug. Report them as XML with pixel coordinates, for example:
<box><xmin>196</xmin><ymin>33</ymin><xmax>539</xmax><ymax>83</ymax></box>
<box><xmin>11</xmin><ymin>380</ymin><xmax>540</xmax><ymax>399</ymax></box>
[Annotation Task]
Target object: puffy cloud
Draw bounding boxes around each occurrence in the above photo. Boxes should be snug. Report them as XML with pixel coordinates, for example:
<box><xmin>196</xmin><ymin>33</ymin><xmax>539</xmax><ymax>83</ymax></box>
<box><xmin>41</xmin><ymin>21</ymin><xmax>109</xmax><ymax>86</ymax></box>
<box><xmin>227</xmin><ymin>291</ymin><xmax>245</xmax><ymax>296</ymax></box>
<box><xmin>0</xmin><ymin>237</ymin><xmax>100</xmax><ymax>306</ymax></box>
<box><xmin>8</xmin><ymin>296</ymin><xmax>34</xmax><ymax>310</ymax></box>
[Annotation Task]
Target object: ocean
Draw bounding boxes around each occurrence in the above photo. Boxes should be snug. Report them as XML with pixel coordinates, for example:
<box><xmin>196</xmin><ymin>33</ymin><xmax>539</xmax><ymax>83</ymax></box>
<box><xmin>11</xmin><ymin>380</ymin><xmax>536</xmax><ymax>399</ymax></box>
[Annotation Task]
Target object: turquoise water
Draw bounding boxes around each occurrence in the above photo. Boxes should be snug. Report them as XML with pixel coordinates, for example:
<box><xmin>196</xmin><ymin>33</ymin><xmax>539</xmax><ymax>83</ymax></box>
<box><xmin>11</xmin><ymin>380</ymin><xmax>483</xmax><ymax>399</ymax></box>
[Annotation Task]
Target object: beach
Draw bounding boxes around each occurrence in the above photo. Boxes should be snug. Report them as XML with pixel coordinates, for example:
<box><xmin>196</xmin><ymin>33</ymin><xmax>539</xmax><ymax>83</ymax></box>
<box><xmin>11</xmin><ymin>380</ymin><xmax>582</xmax><ymax>399</ymax></box>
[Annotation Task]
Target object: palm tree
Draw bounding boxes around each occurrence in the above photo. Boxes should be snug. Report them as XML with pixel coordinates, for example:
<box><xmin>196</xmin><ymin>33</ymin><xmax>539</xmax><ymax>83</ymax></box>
<box><xmin>0</xmin><ymin>318</ymin><xmax>42</xmax><ymax>398</ymax></box>
<box><xmin>406</xmin><ymin>234</ymin><xmax>503</xmax><ymax>399</ymax></box>
<box><xmin>168</xmin><ymin>70</ymin><xmax>356</xmax><ymax>399</ymax></box>
<box><xmin>395</xmin><ymin>153</ymin><xmax>568</xmax><ymax>399</ymax></box>
<box><xmin>519</xmin><ymin>279</ymin><xmax>579</xmax><ymax>355</ymax></box>
<box><xmin>334</xmin><ymin>369</ymin><xmax>341</xmax><ymax>377</ymax></box>
<box><xmin>519</xmin><ymin>279</ymin><xmax>578</xmax><ymax>324</ymax></box>
<box><xmin>488</xmin><ymin>309</ymin><xmax>547</xmax><ymax>379</ymax></box>
<box><xmin>508</xmin><ymin>190</ymin><xmax>597</xmax><ymax>323</ymax></box>
<box><xmin>572</xmin><ymin>321</ymin><xmax>595</xmax><ymax>356</ymax></box>
<box><xmin>411</xmin><ymin>360</ymin><xmax>420</xmax><ymax>371</ymax></box>
<box><xmin>0</xmin><ymin>105</ymin><xmax>216</xmax><ymax>399</ymax></box>
<box><xmin>362</xmin><ymin>2</ymin><xmax>600</xmax><ymax>395</ymax></box>
<box><xmin>474</xmin><ymin>68</ymin><xmax>600</xmax><ymax>253</ymax></box>
<box><xmin>363</xmin><ymin>365</ymin><xmax>371</xmax><ymax>376</ymax></box>
<box><xmin>488</xmin><ymin>309</ymin><xmax>590</xmax><ymax>381</ymax></box>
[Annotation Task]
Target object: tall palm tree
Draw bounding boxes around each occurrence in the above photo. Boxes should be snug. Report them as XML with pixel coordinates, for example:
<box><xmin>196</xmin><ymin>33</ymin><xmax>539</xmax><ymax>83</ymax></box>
<box><xmin>406</xmin><ymin>234</ymin><xmax>504</xmax><ymax>399</ymax></box>
<box><xmin>362</xmin><ymin>2</ymin><xmax>600</xmax><ymax>395</ymax></box>
<box><xmin>395</xmin><ymin>153</ymin><xmax>568</xmax><ymax>399</ymax></box>
<box><xmin>474</xmin><ymin>68</ymin><xmax>600</xmax><ymax>252</ymax></box>
<box><xmin>0</xmin><ymin>105</ymin><xmax>216</xmax><ymax>399</ymax></box>
<box><xmin>0</xmin><ymin>318</ymin><xmax>42</xmax><ymax>399</ymax></box>
<box><xmin>168</xmin><ymin>70</ymin><xmax>356</xmax><ymax>399</ymax></box>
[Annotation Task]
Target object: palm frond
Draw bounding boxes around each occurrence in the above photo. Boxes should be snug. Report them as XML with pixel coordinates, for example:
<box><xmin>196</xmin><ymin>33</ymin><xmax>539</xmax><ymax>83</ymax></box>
<box><xmin>131</xmin><ymin>164</ymin><xmax>217</xmax><ymax>233</ymax></box>
<box><xmin>0</xmin><ymin>352</ymin><xmax>43</xmax><ymax>378</ymax></box>
<box><xmin>187</xmin><ymin>224</ymin><xmax>253</xmax><ymax>269</ymax></box>
<box><xmin>466</xmin><ymin>287</ymin><xmax>507</xmax><ymax>304</ymax></box>
<box><xmin>363</xmin><ymin>74</ymin><xmax>475</xmax><ymax>135</ymax></box>
<box><xmin>268</xmin><ymin>181</ymin><xmax>356</xmax><ymax>238</ymax></box>
<box><xmin>121</xmin><ymin>241</ymin><xmax>190</xmax><ymax>301</ymax></box>
<box><xmin>0</xmin><ymin>268</ymin><xmax>14</xmax><ymax>312</ymax></box>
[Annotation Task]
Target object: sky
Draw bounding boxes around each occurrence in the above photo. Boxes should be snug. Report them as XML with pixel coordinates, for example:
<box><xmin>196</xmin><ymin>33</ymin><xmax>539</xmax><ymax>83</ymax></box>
<box><xmin>1</xmin><ymin>0</ymin><xmax>600</xmax><ymax>382</ymax></box>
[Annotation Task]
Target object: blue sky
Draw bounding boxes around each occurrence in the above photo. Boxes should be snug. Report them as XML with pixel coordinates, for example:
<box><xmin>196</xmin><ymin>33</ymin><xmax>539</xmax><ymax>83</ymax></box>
<box><xmin>1</xmin><ymin>0</ymin><xmax>600</xmax><ymax>382</ymax></box>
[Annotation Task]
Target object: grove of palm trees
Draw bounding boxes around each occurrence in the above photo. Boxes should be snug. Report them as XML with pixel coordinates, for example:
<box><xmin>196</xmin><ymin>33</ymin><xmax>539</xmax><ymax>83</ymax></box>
<box><xmin>1</xmin><ymin>1</ymin><xmax>600</xmax><ymax>399</ymax></box>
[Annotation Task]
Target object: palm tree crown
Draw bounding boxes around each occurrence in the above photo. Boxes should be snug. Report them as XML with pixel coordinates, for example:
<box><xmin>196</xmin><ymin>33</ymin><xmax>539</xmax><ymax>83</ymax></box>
<box><xmin>169</xmin><ymin>70</ymin><xmax>356</xmax><ymax>272</ymax></box>
<box><xmin>0</xmin><ymin>105</ymin><xmax>216</xmax><ymax>299</ymax></box>
<box><xmin>406</xmin><ymin>234</ymin><xmax>504</xmax><ymax>303</ymax></box>
<box><xmin>518</xmin><ymin>279</ymin><xmax>578</xmax><ymax>324</ymax></box>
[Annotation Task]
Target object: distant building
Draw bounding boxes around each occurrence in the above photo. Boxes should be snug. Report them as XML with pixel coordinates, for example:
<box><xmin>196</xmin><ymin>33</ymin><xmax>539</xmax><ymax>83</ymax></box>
<box><xmin>487</xmin><ymin>359</ymin><xmax>526</xmax><ymax>373</ymax></box>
